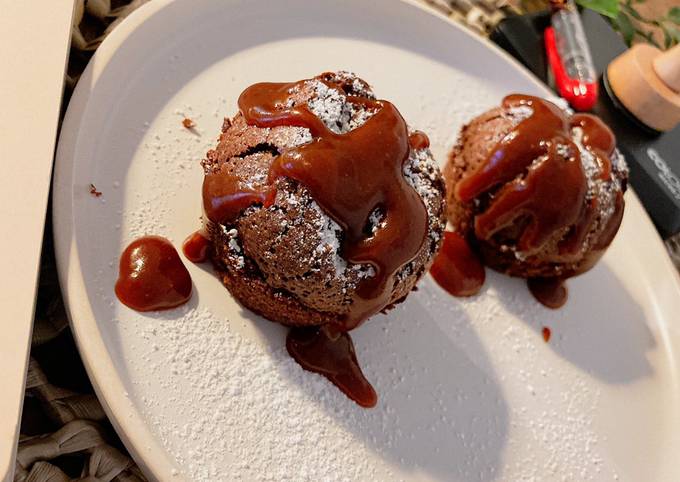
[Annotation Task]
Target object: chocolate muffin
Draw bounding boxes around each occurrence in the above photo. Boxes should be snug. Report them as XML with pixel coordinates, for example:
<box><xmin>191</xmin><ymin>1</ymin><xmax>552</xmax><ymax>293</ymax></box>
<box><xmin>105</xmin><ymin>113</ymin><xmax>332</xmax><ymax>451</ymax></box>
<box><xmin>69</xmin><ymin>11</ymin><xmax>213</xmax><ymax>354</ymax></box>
<box><xmin>201</xmin><ymin>72</ymin><xmax>446</xmax><ymax>328</ymax></box>
<box><xmin>444</xmin><ymin>94</ymin><xmax>628</xmax><ymax>279</ymax></box>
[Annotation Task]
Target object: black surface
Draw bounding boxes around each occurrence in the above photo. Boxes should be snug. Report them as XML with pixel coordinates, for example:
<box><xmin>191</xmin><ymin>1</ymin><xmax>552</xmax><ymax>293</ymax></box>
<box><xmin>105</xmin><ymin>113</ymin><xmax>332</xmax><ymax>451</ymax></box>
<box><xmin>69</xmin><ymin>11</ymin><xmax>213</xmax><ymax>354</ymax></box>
<box><xmin>492</xmin><ymin>9</ymin><xmax>680</xmax><ymax>238</ymax></box>
<box><xmin>490</xmin><ymin>12</ymin><xmax>550</xmax><ymax>79</ymax></box>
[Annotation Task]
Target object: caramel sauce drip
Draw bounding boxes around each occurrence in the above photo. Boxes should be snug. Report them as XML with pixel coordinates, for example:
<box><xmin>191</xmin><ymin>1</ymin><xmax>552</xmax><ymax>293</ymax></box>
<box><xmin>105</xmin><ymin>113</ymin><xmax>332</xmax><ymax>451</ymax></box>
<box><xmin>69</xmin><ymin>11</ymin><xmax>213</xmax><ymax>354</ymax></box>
<box><xmin>115</xmin><ymin>236</ymin><xmax>192</xmax><ymax>311</ymax></box>
<box><xmin>204</xmin><ymin>76</ymin><xmax>429</xmax><ymax>330</ymax></box>
<box><xmin>455</xmin><ymin>95</ymin><xmax>619</xmax><ymax>258</ymax></box>
<box><xmin>408</xmin><ymin>131</ymin><xmax>430</xmax><ymax>150</ymax></box>
<box><xmin>182</xmin><ymin>231</ymin><xmax>211</xmax><ymax>264</ymax></box>
<box><xmin>476</xmin><ymin>139</ymin><xmax>587</xmax><ymax>252</ymax></box>
<box><xmin>455</xmin><ymin>94</ymin><xmax>573</xmax><ymax>202</ymax></box>
<box><xmin>430</xmin><ymin>231</ymin><xmax>485</xmax><ymax>297</ymax></box>
<box><xmin>287</xmin><ymin>325</ymin><xmax>377</xmax><ymax>408</ymax></box>
<box><xmin>542</xmin><ymin>326</ymin><xmax>552</xmax><ymax>342</ymax></box>
<box><xmin>203</xmin><ymin>165</ymin><xmax>267</xmax><ymax>224</ymax></box>
<box><xmin>528</xmin><ymin>277</ymin><xmax>568</xmax><ymax>309</ymax></box>
<box><xmin>570</xmin><ymin>113</ymin><xmax>615</xmax><ymax>181</ymax></box>
<box><xmin>558</xmin><ymin>197</ymin><xmax>598</xmax><ymax>256</ymax></box>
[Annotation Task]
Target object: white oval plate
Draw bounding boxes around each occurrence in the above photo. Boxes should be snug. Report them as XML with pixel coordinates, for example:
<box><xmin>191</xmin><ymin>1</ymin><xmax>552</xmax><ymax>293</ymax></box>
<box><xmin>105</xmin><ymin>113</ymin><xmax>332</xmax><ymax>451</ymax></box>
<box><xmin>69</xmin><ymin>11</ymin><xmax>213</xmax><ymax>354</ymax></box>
<box><xmin>53</xmin><ymin>0</ymin><xmax>680</xmax><ymax>480</ymax></box>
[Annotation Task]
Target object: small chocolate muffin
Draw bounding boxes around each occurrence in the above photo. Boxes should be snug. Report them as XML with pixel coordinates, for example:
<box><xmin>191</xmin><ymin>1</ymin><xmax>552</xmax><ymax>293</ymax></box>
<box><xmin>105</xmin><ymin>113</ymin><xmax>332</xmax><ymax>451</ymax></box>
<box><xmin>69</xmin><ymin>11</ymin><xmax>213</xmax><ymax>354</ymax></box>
<box><xmin>202</xmin><ymin>72</ymin><xmax>446</xmax><ymax>327</ymax></box>
<box><xmin>444</xmin><ymin>94</ymin><xmax>628</xmax><ymax>279</ymax></box>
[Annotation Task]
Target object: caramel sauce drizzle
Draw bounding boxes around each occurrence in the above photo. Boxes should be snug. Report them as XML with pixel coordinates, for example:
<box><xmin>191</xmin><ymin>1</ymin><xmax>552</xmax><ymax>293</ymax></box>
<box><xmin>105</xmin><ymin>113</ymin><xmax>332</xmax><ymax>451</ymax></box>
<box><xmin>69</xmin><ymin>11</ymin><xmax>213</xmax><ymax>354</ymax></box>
<box><xmin>528</xmin><ymin>277</ymin><xmax>568</xmax><ymax>309</ymax></box>
<box><xmin>287</xmin><ymin>325</ymin><xmax>377</xmax><ymax>408</ymax></box>
<box><xmin>430</xmin><ymin>231</ymin><xmax>485</xmax><ymax>297</ymax></box>
<box><xmin>203</xmin><ymin>167</ymin><xmax>268</xmax><ymax>224</ymax></box>
<box><xmin>455</xmin><ymin>94</ymin><xmax>618</xmax><ymax>257</ymax></box>
<box><xmin>203</xmin><ymin>76</ymin><xmax>429</xmax><ymax>330</ymax></box>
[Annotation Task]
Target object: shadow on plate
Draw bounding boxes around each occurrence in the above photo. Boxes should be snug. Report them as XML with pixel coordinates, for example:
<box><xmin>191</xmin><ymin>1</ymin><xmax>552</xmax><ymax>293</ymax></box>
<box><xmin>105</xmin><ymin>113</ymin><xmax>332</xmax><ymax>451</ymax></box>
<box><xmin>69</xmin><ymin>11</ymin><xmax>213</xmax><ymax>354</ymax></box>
<box><xmin>491</xmin><ymin>262</ymin><xmax>655</xmax><ymax>384</ymax></box>
<box><xmin>242</xmin><ymin>283</ymin><xmax>509</xmax><ymax>482</ymax></box>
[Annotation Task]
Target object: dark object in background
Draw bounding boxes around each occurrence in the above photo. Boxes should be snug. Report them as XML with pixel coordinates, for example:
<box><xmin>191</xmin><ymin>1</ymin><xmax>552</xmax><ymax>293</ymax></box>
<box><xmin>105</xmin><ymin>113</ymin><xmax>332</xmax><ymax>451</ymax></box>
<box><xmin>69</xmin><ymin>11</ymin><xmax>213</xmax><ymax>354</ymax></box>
<box><xmin>491</xmin><ymin>9</ymin><xmax>680</xmax><ymax>239</ymax></box>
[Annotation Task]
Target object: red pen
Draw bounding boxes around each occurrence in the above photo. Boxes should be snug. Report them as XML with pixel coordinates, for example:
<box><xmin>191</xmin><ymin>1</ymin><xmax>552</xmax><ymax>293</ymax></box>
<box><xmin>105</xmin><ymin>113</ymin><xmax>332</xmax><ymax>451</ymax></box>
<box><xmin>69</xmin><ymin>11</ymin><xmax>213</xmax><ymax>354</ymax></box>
<box><xmin>545</xmin><ymin>0</ymin><xmax>598</xmax><ymax>111</ymax></box>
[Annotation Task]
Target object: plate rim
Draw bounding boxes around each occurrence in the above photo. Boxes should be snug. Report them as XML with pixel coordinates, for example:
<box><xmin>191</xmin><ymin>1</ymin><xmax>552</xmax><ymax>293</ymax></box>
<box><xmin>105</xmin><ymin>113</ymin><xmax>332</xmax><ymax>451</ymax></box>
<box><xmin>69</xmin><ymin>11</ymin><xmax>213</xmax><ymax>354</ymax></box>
<box><xmin>52</xmin><ymin>0</ymin><xmax>680</xmax><ymax>480</ymax></box>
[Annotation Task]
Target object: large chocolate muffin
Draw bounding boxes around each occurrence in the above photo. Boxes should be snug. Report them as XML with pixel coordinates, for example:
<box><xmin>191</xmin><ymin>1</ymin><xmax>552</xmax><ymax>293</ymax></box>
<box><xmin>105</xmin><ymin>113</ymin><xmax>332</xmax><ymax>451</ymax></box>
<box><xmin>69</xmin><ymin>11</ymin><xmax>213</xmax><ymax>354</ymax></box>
<box><xmin>444</xmin><ymin>94</ymin><xmax>628</xmax><ymax>279</ymax></box>
<box><xmin>201</xmin><ymin>72</ymin><xmax>446</xmax><ymax>328</ymax></box>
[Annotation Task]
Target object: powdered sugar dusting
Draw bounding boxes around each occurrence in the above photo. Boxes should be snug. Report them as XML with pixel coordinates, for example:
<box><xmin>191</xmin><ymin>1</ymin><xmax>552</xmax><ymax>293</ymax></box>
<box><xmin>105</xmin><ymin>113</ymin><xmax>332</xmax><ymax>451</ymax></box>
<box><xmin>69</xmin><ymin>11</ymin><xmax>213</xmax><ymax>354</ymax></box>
<box><xmin>306</xmin><ymin>80</ymin><xmax>354</xmax><ymax>134</ymax></box>
<box><xmin>309</xmin><ymin>199</ymin><xmax>347</xmax><ymax>277</ymax></box>
<box><xmin>114</xmin><ymin>270</ymin><xmax>625</xmax><ymax>481</ymax></box>
<box><xmin>463</xmin><ymin>282</ymin><xmax>617</xmax><ymax>482</ymax></box>
<box><xmin>131</xmin><ymin>307</ymin><xmax>382</xmax><ymax>480</ymax></box>
<box><xmin>223</xmin><ymin>226</ymin><xmax>245</xmax><ymax>270</ymax></box>
<box><xmin>506</xmin><ymin>104</ymin><xmax>533</xmax><ymax>122</ymax></box>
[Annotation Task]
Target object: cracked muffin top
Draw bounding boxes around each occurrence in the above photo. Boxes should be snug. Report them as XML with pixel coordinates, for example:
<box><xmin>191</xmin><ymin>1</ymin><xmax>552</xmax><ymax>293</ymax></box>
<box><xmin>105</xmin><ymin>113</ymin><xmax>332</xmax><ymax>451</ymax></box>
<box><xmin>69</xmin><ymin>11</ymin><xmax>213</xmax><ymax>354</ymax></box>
<box><xmin>444</xmin><ymin>94</ymin><xmax>628</xmax><ymax>279</ymax></box>
<box><xmin>201</xmin><ymin>71</ymin><xmax>446</xmax><ymax>329</ymax></box>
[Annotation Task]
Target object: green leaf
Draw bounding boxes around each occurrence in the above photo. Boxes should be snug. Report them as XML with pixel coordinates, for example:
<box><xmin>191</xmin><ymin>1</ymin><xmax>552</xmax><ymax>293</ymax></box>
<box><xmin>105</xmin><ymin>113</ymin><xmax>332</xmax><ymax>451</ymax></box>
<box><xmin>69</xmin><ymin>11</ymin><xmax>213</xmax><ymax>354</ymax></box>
<box><xmin>635</xmin><ymin>28</ymin><xmax>661</xmax><ymax>48</ymax></box>
<box><xmin>621</xmin><ymin>3</ymin><xmax>642</xmax><ymax>21</ymax></box>
<box><xmin>576</xmin><ymin>0</ymin><xmax>619</xmax><ymax>19</ymax></box>
<box><xmin>662</xmin><ymin>25</ymin><xmax>673</xmax><ymax>49</ymax></box>
<box><xmin>667</xmin><ymin>25</ymin><xmax>680</xmax><ymax>44</ymax></box>
<box><xmin>668</xmin><ymin>7</ymin><xmax>680</xmax><ymax>25</ymax></box>
<box><xmin>614</xmin><ymin>11</ymin><xmax>635</xmax><ymax>44</ymax></box>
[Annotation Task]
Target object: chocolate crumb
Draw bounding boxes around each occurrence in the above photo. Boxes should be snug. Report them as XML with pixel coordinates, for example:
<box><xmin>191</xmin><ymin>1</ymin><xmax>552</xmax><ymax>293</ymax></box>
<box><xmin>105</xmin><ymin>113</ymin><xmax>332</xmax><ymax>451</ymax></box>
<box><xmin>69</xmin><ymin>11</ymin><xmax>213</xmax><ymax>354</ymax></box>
<box><xmin>182</xmin><ymin>118</ymin><xmax>195</xmax><ymax>129</ymax></box>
